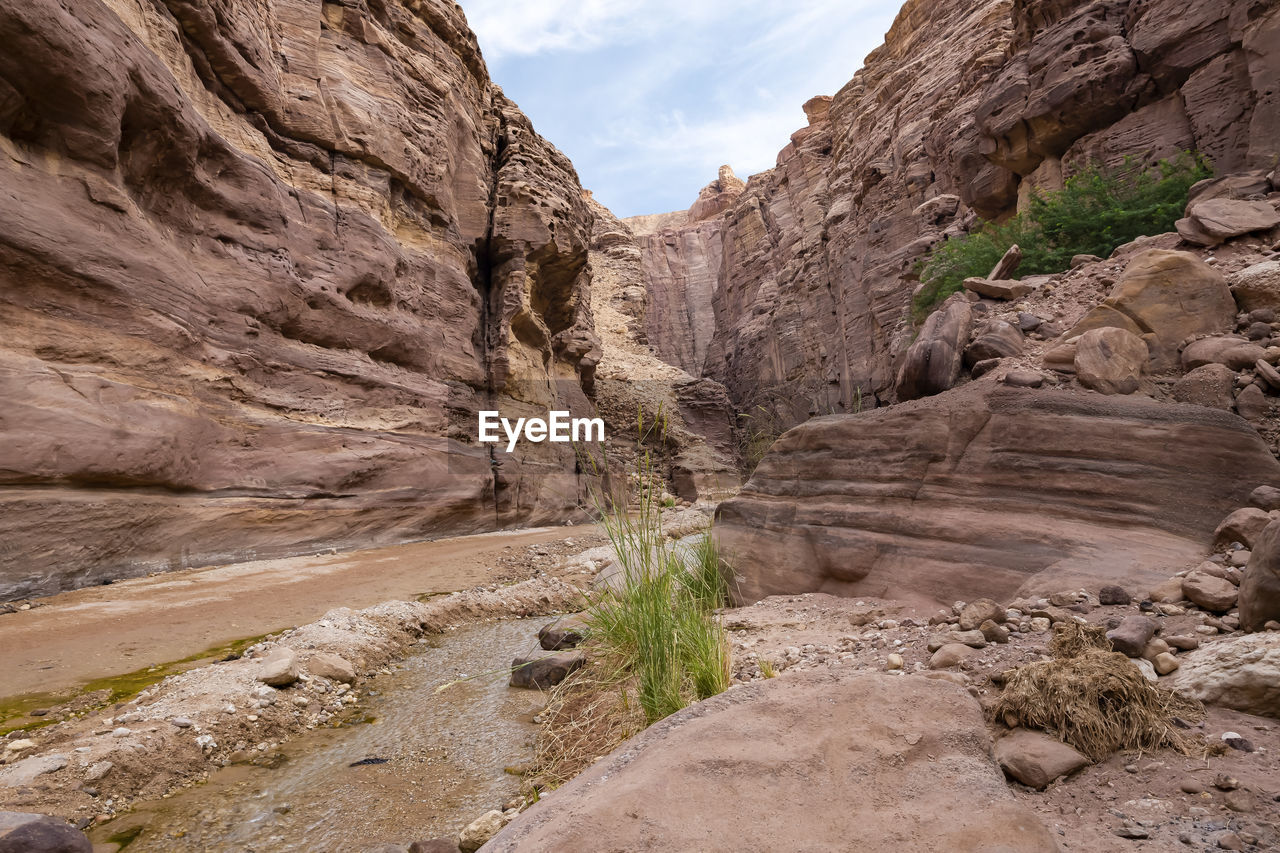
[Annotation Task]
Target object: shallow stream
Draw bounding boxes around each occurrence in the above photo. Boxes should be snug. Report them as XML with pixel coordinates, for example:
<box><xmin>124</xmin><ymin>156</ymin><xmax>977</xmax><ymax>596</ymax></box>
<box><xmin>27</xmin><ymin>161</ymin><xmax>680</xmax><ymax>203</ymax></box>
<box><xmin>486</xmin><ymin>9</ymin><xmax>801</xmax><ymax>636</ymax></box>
<box><xmin>94</xmin><ymin>618</ymin><xmax>545</xmax><ymax>852</ymax></box>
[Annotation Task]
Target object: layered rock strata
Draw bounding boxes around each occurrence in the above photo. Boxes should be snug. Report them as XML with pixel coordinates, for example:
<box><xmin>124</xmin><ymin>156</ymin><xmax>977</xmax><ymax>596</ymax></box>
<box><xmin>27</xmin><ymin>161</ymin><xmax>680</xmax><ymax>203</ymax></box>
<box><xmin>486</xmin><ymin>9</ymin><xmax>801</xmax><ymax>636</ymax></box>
<box><xmin>715</xmin><ymin>384</ymin><xmax>1280</xmax><ymax>606</ymax></box>
<box><xmin>632</xmin><ymin>0</ymin><xmax>1280</xmax><ymax>426</ymax></box>
<box><xmin>0</xmin><ymin>0</ymin><xmax>600</xmax><ymax>598</ymax></box>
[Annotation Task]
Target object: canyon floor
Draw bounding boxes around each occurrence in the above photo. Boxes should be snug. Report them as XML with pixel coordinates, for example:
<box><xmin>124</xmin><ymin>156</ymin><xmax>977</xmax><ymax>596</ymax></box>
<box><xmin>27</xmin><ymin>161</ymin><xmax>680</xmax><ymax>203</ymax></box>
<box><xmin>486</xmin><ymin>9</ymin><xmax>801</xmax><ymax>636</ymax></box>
<box><xmin>0</xmin><ymin>526</ymin><xmax>603</xmax><ymax>705</ymax></box>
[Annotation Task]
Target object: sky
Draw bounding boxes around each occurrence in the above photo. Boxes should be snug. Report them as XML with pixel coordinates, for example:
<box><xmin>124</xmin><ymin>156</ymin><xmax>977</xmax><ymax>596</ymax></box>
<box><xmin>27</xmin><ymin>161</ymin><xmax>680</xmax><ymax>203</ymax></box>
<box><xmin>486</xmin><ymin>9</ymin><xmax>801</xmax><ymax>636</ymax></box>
<box><xmin>462</xmin><ymin>1</ymin><xmax>902</xmax><ymax>218</ymax></box>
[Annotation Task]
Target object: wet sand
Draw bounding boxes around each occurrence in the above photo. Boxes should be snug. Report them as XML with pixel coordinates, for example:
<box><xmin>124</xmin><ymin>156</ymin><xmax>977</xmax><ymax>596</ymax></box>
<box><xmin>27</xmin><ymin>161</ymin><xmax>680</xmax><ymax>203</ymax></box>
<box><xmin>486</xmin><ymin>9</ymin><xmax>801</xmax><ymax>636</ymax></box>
<box><xmin>0</xmin><ymin>525</ymin><xmax>583</xmax><ymax>701</ymax></box>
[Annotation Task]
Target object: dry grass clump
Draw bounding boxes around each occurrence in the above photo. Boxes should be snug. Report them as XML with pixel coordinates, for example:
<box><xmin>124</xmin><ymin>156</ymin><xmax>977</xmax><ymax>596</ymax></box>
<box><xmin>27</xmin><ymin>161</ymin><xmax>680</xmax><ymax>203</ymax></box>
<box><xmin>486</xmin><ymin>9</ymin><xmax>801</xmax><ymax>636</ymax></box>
<box><xmin>523</xmin><ymin>657</ymin><xmax>646</xmax><ymax>791</ymax></box>
<box><xmin>994</xmin><ymin>622</ymin><xmax>1207</xmax><ymax>761</ymax></box>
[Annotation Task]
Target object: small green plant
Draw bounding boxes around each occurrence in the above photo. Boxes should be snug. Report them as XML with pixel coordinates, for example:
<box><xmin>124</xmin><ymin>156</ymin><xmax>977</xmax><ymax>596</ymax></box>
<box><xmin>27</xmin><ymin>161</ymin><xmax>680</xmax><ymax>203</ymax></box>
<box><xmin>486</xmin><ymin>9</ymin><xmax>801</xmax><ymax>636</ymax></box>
<box><xmin>587</xmin><ymin>449</ymin><xmax>731</xmax><ymax>723</ymax></box>
<box><xmin>759</xmin><ymin>659</ymin><xmax>777</xmax><ymax>679</ymax></box>
<box><xmin>912</xmin><ymin>152</ymin><xmax>1211</xmax><ymax>322</ymax></box>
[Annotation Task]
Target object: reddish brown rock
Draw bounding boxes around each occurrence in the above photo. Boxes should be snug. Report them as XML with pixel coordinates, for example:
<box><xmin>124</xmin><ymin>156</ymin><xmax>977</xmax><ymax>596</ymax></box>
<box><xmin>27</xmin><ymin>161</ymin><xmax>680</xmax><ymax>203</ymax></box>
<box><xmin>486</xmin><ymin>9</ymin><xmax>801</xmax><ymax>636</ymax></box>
<box><xmin>487</xmin><ymin>672</ymin><xmax>1058</xmax><ymax>852</ymax></box>
<box><xmin>965</xmin><ymin>278</ymin><xmax>1034</xmax><ymax>300</ymax></box>
<box><xmin>1181</xmin><ymin>337</ymin><xmax>1268</xmax><ymax>371</ymax></box>
<box><xmin>1073</xmin><ymin>327</ymin><xmax>1148</xmax><ymax>395</ymax></box>
<box><xmin>896</xmin><ymin>294</ymin><xmax>975</xmax><ymax>401</ymax></box>
<box><xmin>1181</xmin><ymin>572</ymin><xmax>1240</xmax><ymax>613</ymax></box>
<box><xmin>0</xmin><ymin>0</ymin><xmax>602</xmax><ymax>598</ymax></box>
<box><xmin>1173</xmin><ymin>364</ymin><xmax>1238</xmax><ymax>410</ymax></box>
<box><xmin>995</xmin><ymin>729</ymin><xmax>1090</xmax><ymax>790</ymax></box>
<box><xmin>1214</xmin><ymin>507</ymin><xmax>1273</xmax><ymax>549</ymax></box>
<box><xmin>1240</xmin><ymin>520</ymin><xmax>1280</xmax><ymax>632</ymax></box>
<box><xmin>1230</xmin><ymin>261</ymin><xmax>1280</xmax><ymax>313</ymax></box>
<box><xmin>965</xmin><ymin>320</ymin><xmax>1025</xmax><ymax>366</ymax></box>
<box><xmin>1066</xmin><ymin>250</ymin><xmax>1235</xmax><ymax>371</ymax></box>
<box><xmin>1177</xmin><ymin>199</ymin><xmax>1280</xmax><ymax>246</ymax></box>
<box><xmin>630</xmin><ymin>0</ymin><xmax>1279</xmax><ymax>434</ymax></box>
<box><xmin>716</xmin><ymin>385</ymin><xmax>1280</xmax><ymax>607</ymax></box>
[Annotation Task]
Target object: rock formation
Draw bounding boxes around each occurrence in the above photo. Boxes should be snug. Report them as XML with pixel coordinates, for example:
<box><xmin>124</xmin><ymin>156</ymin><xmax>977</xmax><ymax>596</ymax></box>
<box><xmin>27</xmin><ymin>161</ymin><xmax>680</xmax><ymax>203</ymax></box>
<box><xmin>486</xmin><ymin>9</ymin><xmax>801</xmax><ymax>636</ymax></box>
<box><xmin>0</xmin><ymin>0</ymin><xmax>602</xmax><ymax>598</ymax></box>
<box><xmin>628</xmin><ymin>0</ymin><xmax>1280</xmax><ymax>426</ymax></box>
<box><xmin>488</xmin><ymin>671</ymin><xmax>1059</xmax><ymax>851</ymax></box>
<box><xmin>715</xmin><ymin>385</ymin><xmax>1280</xmax><ymax>606</ymax></box>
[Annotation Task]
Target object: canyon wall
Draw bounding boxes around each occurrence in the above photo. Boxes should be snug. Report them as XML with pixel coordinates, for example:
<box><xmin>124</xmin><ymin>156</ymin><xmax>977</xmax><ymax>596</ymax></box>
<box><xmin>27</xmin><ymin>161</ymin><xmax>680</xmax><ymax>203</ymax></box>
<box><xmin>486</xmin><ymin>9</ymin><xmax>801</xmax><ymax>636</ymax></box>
<box><xmin>0</xmin><ymin>0</ymin><xmax>601</xmax><ymax>598</ymax></box>
<box><xmin>635</xmin><ymin>0</ymin><xmax>1280</xmax><ymax>424</ymax></box>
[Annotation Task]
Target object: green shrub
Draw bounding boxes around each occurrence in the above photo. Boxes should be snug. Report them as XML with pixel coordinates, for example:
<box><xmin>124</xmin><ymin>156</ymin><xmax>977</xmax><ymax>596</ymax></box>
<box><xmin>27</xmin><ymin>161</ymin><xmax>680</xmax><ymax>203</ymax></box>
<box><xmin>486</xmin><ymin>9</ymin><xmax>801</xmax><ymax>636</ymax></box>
<box><xmin>912</xmin><ymin>152</ymin><xmax>1211</xmax><ymax>322</ymax></box>
<box><xmin>586</xmin><ymin>445</ymin><xmax>730</xmax><ymax>724</ymax></box>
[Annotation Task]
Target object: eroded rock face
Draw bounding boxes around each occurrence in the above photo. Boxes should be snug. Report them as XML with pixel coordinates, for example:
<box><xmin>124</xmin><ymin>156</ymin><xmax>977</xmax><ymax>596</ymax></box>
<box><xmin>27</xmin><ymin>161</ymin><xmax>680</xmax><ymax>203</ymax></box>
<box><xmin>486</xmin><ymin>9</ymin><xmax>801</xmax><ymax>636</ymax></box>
<box><xmin>716</xmin><ymin>385</ymin><xmax>1280</xmax><ymax>607</ymax></box>
<box><xmin>0</xmin><ymin>0</ymin><xmax>600</xmax><ymax>598</ymax></box>
<box><xmin>629</xmin><ymin>0</ymin><xmax>1280</xmax><ymax>426</ymax></box>
<box><xmin>487</xmin><ymin>671</ymin><xmax>1059</xmax><ymax>852</ymax></box>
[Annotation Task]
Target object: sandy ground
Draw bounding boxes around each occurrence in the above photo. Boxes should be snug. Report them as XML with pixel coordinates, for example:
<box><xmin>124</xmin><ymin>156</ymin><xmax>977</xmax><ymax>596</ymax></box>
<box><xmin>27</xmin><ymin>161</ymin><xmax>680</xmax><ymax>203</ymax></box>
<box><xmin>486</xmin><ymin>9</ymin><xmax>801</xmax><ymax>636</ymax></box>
<box><xmin>0</xmin><ymin>526</ymin><xmax>602</xmax><ymax>702</ymax></box>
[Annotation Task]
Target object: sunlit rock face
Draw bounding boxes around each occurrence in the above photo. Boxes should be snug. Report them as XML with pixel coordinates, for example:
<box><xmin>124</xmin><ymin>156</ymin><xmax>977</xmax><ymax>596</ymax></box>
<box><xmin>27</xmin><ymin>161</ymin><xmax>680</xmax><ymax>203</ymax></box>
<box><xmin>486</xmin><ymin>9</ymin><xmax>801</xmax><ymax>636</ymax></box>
<box><xmin>0</xmin><ymin>0</ymin><xmax>602</xmax><ymax>598</ymax></box>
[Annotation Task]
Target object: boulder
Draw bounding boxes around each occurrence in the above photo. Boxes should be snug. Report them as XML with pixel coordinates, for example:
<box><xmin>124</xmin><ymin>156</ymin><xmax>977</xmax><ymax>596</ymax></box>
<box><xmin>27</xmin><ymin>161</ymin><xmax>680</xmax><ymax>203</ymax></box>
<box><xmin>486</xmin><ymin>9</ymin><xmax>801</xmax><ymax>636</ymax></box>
<box><xmin>964</xmin><ymin>278</ymin><xmax>1033</xmax><ymax>300</ymax></box>
<box><xmin>1172</xmin><ymin>364</ymin><xmax>1237</xmax><ymax>410</ymax></box>
<box><xmin>1214</xmin><ymin>507</ymin><xmax>1272</xmax><ymax>549</ymax></box>
<box><xmin>1071</xmin><ymin>254</ymin><xmax>1102</xmax><ymax>268</ymax></box>
<box><xmin>1176</xmin><ymin>199</ymin><xmax>1280</xmax><ymax>247</ymax></box>
<box><xmin>930</xmin><ymin>644</ymin><xmax>976</xmax><ymax>669</ymax></box>
<box><xmin>1235</xmin><ymin>384</ymin><xmax>1268</xmax><ymax>421</ymax></box>
<box><xmin>1148</xmin><ymin>577</ymin><xmax>1186</xmax><ymax>604</ymax></box>
<box><xmin>1250</xmin><ymin>485</ymin><xmax>1280</xmax><ymax>512</ymax></box>
<box><xmin>896</xmin><ymin>293</ymin><xmax>973</xmax><ymax>401</ymax></box>
<box><xmin>964</xmin><ymin>320</ymin><xmax>1024</xmax><ymax>366</ymax></box>
<box><xmin>0</xmin><ymin>812</ymin><xmax>91</xmax><ymax>853</ymax></box>
<box><xmin>257</xmin><ymin>646</ymin><xmax>300</xmax><ymax>687</ymax></box>
<box><xmin>307</xmin><ymin>652</ymin><xmax>356</xmax><ymax>684</ymax></box>
<box><xmin>1180</xmin><ymin>337</ymin><xmax>1267</xmax><ymax>371</ymax></box>
<box><xmin>1003</xmin><ymin>369</ymin><xmax>1045</xmax><ymax>388</ymax></box>
<box><xmin>716</xmin><ymin>385</ymin><xmax>1280</xmax><ymax>606</ymax></box>
<box><xmin>1063</xmin><ymin>250</ymin><xmax>1234</xmax><ymax>370</ymax></box>
<box><xmin>959</xmin><ymin>599</ymin><xmax>1004</xmax><ymax>631</ymax></box>
<box><xmin>994</xmin><ymin>729</ymin><xmax>1090</xmax><ymax>790</ymax></box>
<box><xmin>509</xmin><ymin>651</ymin><xmax>584</xmax><ymax>689</ymax></box>
<box><xmin>1230</xmin><ymin>260</ymin><xmax>1280</xmax><ymax>313</ymax></box>
<box><xmin>486</xmin><ymin>672</ymin><xmax>1059</xmax><ymax>852</ymax></box>
<box><xmin>1107</xmin><ymin>615</ymin><xmax>1158</xmax><ymax>657</ymax></box>
<box><xmin>538</xmin><ymin>615</ymin><xmax>587</xmax><ymax>651</ymax></box>
<box><xmin>1181</xmin><ymin>572</ymin><xmax>1238</xmax><ymax>613</ymax></box>
<box><xmin>1099</xmin><ymin>585</ymin><xmax>1131</xmax><ymax>606</ymax></box>
<box><xmin>1240</xmin><ymin>520</ymin><xmax>1280</xmax><ymax>632</ymax></box>
<box><xmin>1175</xmin><ymin>633</ymin><xmax>1280</xmax><ymax>718</ymax></box>
<box><xmin>1074</xmin><ymin>327</ymin><xmax>1148</xmax><ymax>395</ymax></box>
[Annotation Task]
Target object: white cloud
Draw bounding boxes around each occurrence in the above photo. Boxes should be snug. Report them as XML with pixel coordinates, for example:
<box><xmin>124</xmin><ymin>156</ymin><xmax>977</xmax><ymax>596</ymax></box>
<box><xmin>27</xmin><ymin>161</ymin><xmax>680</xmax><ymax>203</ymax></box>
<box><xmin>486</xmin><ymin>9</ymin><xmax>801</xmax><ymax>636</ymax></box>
<box><xmin>461</xmin><ymin>0</ymin><xmax>902</xmax><ymax>215</ymax></box>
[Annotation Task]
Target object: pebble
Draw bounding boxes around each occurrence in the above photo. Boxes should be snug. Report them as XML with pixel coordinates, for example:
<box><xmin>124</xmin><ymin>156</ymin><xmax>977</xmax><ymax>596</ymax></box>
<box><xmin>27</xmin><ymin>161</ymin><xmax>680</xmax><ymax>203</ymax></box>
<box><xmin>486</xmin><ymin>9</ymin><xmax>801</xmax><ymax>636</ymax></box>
<box><xmin>170</xmin><ymin>717</ymin><xmax>194</xmax><ymax>729</ymax></box>
<box><xmin>111</xmin><ymin>727</ymin><xmax>131</xmax><ymax>738</ymax></box>
<box><xmin>886</xmin><ymin>653</ymin><xmax>903</xmax><ymax>671</ymax></box>
<box><xmin>1217</xmin><ymin>831</ymin><xmax>1244</xmax><ymax>850</ymax></box>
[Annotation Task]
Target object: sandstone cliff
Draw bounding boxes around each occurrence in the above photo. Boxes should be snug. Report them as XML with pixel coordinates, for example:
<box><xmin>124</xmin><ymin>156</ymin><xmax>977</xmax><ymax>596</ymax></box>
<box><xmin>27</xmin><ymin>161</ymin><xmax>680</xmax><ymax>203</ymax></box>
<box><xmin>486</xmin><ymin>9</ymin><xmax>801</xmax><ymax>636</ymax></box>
<box><xmin>0</xmin><ymin>0</ymin><xmax>601</xmax><ymax>598</ymax></box>
<box><xmin>633</xmin><ymin>0</ymin><xmax>1280</xmax><ymax>424</ymax></box>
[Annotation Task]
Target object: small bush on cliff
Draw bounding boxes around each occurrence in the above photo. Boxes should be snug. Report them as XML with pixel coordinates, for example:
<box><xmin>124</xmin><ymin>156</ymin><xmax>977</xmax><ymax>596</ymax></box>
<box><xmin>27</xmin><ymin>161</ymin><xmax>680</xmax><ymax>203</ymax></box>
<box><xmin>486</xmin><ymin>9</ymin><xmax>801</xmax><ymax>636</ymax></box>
<box><xmin>912</xmin><ymin>152</ymin><xmax>1211</xmax><ymax>322</ymax></box>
